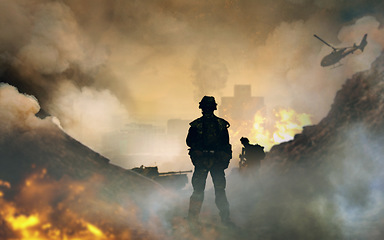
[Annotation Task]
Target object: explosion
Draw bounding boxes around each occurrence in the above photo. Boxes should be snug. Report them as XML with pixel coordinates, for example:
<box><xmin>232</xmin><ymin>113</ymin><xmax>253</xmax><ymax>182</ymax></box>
<box><xmin>251</xmin><ymin>108</ymin><xmax>312</xmax><ymax>151</ymax></box>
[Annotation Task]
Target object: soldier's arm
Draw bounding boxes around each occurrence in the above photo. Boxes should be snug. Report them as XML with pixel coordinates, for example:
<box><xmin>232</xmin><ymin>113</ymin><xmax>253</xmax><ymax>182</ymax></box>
<box><xmin>186</xmin><ymin>126</ymin><xmax>198</xmax><ymax>148</ymax></box>
<box><xmin>220</xmin><ymin>122</ymin><xmax>232</xmax><ymax>159</ymax></box>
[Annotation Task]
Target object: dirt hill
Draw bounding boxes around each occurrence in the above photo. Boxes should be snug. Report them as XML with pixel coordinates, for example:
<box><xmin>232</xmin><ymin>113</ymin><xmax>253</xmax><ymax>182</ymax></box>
<box><xmin>0</xmin><ymin>84</ymin><xmax>171</xmax><ymax>239</ymax></box>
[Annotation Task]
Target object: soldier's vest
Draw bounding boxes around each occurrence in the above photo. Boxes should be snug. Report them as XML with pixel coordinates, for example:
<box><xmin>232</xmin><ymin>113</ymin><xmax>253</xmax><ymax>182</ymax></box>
<box><xmin>190</xmin><ymin>115</ymin><xmax>229</xmax><ymax>151</ymax></box>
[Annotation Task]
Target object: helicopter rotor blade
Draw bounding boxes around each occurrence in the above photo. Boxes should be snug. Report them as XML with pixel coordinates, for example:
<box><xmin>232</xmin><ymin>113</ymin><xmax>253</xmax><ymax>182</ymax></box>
<box><xmin>314</xmin><ymin>34</ymin><xmax>337</xmax><ymax>51</ymax></box>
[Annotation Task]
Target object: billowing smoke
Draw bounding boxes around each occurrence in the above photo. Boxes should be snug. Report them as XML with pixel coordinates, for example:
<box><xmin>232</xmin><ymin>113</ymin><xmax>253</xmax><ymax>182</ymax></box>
<box><xmin>48</xmin><ymin>80</ymin><xmax>129</xmax><ymax>151</ymax></box>
<box><xmin>0</xmin><ymin>83</ymin><xmax>51</xmax><ymax>137</ymax></box>
<box><xmin>191</xmin><ymin>46</ymin><xmax>229</xmax><ymax>98</ymax></box>
<box><xmin>0</xmin><ymin>1</ymin><xmax>126</xmax><ymax>153</ymax></box>
<box><xmin>17</xmin><ymin>2</ymin><xmax>86</xmax><ymax>75</ymax></box>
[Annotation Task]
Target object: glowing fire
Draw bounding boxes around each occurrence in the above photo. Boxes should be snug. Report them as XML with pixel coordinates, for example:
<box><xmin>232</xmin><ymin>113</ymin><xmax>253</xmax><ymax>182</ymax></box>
<box><xmin>0</xmin><ymin>174</ymin><xmax>109</xmax><ymax>240</ymax></box>
<box><xmin>251</xmin><ymin>108</ymin><xmax>312</xmax><ymax>150</ymax></box>
<box><xmin>0</xmin><ymin>169</ymin><xmax>159</xmax><ymax>240</ymax></box>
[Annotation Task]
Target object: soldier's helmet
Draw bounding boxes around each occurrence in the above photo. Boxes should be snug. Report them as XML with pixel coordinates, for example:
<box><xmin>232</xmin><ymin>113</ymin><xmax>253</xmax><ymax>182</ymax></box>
<box><xmin>240</xmin><ymin>137</ymin><xmax>250</xmax><ymax>145</ymax></box>
<box><xmin>199</xmin><ymin>96</ymin><xmax>217</xmax><ymax>111</ymax></box>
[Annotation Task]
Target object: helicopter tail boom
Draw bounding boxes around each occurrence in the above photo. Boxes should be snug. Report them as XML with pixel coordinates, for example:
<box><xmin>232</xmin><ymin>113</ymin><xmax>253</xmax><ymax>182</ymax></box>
<box><xmin>358</xmin><ymin>34</ymin><xmax>368</xmax><ymax>52</ymax></box>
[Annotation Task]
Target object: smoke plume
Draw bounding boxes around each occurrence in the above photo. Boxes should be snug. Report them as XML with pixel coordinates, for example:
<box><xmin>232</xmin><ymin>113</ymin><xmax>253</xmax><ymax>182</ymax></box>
<box><xmin>191</xmin><ymin>46</ymin><xmax>229</xmax><ymax>99</ymax></box>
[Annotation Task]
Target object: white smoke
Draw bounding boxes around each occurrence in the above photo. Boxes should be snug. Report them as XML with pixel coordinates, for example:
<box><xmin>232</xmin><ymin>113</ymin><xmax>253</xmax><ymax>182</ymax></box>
<box><xmin>0</xmin><ymin>83</ymin><xmax>58</xmax><ymax>140</ymax></box>
<box><xmin>48</xmin><ymin>80</ymin><xmax>129</xmax><ymax>151</ymax></box>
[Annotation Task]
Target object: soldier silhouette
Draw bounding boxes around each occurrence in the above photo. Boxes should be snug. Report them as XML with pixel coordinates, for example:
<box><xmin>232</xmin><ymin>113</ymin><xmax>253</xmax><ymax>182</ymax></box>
<box><xmin>186</xmin><ymin>96</ymin><xmax>233</xmax><ymax>226</ymax></box>
<box><xmin>239</xmin><ymin>137</ymin><xmax>265</xmax><ymax>172</ymax></box>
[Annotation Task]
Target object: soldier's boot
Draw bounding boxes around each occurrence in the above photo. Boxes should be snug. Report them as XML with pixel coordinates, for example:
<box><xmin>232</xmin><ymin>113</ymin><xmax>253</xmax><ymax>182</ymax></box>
<box><xmin>220</xmin><ymin>211</ymin><xmax>236</xmax><ymax>227</ymax></box>
<box><xmin>215</xmin><ymin>189</ymin><xmax>235</xmax><ymax>227</ymax></box>
<box><xmin>188</xmin><ymin>192</ymin><xmax>204</xmax><ymax>223</ymax></box>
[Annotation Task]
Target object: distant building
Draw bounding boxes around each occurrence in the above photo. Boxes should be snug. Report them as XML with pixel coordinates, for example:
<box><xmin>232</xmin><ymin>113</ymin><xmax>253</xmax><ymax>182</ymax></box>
<box><xmin>102</xmin><ymin>123</ymin><xmax>166</xmax><ymax>157</ymax></box>
<box><xmin>220</xmin><ymin>85</ymin><xmax>265</xmax><ymax>122</ymax></box>
<box><xmin>101</xmin><ymin>120</ymin><xmax>191</xmax><ymax>169</ymax></box>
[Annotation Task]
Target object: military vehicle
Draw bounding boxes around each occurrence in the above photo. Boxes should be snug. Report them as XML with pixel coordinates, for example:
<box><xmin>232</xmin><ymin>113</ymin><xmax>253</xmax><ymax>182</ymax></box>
<box><xmin>131</xmin><ymin>165</ymin><xmax>191</xmax><ymax>190</ymax></box>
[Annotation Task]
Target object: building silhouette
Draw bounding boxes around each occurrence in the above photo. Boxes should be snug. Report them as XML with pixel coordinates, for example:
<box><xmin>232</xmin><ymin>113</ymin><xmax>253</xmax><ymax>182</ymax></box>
<box><xmin>220</xmin><ymin>85</ymin><xmax>265</xmax><ymax>122</ymax></box>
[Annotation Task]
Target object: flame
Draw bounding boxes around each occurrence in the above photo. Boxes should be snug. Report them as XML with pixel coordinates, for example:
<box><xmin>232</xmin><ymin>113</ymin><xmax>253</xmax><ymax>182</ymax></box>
<box><xmin>86</xmin><ymin>223</ymin><xmax>104</xmax><ymax>237</ymax></box>
<box><xmin>0</xmin><ymin>169</ymin><xmax>160</xmax><ymax>240</ymax></box>
<box><xmin>2</xmin><ymin>204</ymin><xmax>40</xmax><ymax>239</ymax></box>
<box><xmin>251</xmin><ymin>108</ymin><xmax>312</xmax><ymax>151</ymax></box>
<box><xmin>0</xmin><ymin>175</ymin><xmax>109</xmax><ymax>240</ymax></box>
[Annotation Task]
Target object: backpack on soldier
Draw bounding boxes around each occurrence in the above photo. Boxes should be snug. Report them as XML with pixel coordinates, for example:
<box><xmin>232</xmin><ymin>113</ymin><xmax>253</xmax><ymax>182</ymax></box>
<box><xmin>245</xmin><ymin>144</ymin><xmax>265</xmax><ymax>161</ymax></box>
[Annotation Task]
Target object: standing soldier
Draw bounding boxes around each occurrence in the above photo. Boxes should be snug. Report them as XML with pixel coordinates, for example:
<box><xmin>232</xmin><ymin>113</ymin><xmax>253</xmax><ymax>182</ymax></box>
<box><xmin>186</xmin><ymin>96</ymin><xmax>233</xmax><ymax>226</ymax></box>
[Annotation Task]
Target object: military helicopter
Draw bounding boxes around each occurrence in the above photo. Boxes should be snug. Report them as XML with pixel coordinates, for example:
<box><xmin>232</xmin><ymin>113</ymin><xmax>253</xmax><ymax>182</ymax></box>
<box><xmin>314</xmin><ymin>33</ymin><xmax>368</xmax><ymax>67</ymax></box>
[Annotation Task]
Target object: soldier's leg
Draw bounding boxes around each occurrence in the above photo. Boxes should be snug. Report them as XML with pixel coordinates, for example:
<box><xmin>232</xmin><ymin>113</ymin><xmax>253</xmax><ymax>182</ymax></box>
<box><xmin>188</xmin><ymin>167</ymin><xmax>209</xmax><ymax>220</ymax></box>
<box><xmin>210</xmin><ymin>166</ymin><xmax>230</xmax><ymax>222</ymax></box>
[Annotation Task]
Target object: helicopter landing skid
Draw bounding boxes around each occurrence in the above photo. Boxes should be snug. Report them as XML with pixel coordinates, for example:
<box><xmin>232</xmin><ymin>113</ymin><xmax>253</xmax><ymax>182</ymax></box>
<box><xmin>331</xmin><ymin>63</ymin><xmax>343</xmax><ymax>69</ymax></box>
